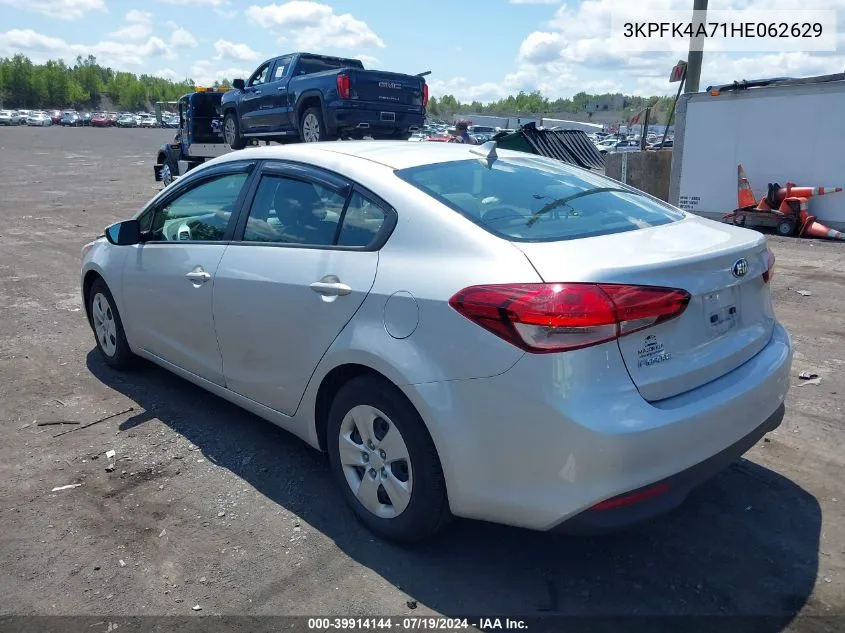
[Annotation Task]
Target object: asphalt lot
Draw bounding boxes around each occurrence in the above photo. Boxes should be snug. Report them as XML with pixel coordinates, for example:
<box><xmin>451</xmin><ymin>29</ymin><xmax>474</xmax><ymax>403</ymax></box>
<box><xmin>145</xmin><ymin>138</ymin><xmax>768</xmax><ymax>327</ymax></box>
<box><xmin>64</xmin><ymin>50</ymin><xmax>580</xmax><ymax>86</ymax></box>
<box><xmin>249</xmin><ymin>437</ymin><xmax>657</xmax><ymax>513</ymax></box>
<box><xmin>0</xmin><ymin>127</ymin><xmax>843</xmax><ymax>629</ymax></box>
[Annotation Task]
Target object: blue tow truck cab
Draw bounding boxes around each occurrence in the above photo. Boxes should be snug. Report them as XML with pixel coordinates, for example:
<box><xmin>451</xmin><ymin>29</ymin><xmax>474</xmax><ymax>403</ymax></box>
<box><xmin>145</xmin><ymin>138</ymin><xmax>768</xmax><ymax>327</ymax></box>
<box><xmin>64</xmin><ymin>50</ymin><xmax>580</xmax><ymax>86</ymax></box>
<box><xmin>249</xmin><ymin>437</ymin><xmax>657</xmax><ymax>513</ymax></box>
<box><xmin>153</xmin><ymin>89</ymin><xmax>234</xmax><ymax>185</ymax></box>
<box><xmin>220</xmin><ymin>52</ymin><xmax>428</xmax><ymax>148</ymax></box>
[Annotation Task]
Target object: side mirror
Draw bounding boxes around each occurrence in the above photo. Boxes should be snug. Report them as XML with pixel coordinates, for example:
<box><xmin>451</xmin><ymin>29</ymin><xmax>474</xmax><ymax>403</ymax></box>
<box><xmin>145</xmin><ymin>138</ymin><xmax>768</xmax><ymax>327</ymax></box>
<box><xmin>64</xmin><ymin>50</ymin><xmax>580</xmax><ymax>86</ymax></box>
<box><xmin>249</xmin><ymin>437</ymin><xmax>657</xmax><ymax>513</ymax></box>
<box><xmin>104</xmin><ymin>219</ymin><xmax>141</xmax><ymax>246</ymax></box>
<box><xmin>233</xmin><ymin>78</ymin><xmax>245</xmax><ymax>91</ymax></box>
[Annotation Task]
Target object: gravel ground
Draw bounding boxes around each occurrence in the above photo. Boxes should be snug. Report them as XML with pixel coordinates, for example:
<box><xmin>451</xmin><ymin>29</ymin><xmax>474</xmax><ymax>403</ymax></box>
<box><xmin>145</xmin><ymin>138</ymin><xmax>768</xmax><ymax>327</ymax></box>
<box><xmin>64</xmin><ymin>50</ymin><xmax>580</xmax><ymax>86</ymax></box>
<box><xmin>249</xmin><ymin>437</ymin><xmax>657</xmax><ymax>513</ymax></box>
<box><xmin>0</xmin><ymin>127</ymin><xmax>842</xmax><ymax>630</ymax></box>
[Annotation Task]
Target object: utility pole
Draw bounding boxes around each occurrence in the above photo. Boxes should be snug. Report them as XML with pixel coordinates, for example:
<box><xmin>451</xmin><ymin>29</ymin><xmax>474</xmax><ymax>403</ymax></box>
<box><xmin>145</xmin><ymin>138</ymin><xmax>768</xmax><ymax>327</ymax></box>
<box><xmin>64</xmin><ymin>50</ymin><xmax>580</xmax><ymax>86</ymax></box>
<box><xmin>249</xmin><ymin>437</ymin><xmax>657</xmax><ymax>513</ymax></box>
<box><xmin>684</xmin><ymin>0</ymin><xmax>708</xmax><ymax>93</ymax></box>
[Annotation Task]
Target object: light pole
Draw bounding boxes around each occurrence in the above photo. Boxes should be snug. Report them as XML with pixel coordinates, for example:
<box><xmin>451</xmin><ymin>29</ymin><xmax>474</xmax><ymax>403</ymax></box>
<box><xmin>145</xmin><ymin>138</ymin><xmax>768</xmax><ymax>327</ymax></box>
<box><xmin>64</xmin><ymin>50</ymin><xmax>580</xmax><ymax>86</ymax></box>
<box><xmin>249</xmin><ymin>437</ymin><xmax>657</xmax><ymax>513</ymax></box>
<box><xmin>684</xmin><ymin>0</ymin><xmax>709</xmax><ymax>93</ymax></box>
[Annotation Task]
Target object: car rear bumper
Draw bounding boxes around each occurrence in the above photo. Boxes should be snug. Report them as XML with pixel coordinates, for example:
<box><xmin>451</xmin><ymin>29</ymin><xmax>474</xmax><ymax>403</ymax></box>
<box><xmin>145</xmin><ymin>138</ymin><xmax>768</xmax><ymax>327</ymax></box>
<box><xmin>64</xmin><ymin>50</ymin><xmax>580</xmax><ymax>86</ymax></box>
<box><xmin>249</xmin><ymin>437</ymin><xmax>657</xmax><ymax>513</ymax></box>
<box><xmin>553</xmin><ymin>402</ymin><xmax>784</xmax><ymax>533</ymax></box>
<box><xmin>403</xmin><ymin>322</ymin><xmax>792</xmax><ymax>532</ymax></box>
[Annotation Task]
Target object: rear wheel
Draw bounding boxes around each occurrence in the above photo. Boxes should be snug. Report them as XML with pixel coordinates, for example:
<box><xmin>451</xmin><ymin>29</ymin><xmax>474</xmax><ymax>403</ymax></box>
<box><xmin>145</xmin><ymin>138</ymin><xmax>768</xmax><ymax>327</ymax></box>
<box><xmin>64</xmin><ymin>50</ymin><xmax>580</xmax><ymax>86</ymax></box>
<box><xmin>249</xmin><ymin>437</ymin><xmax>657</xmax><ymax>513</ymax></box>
<box><xmin>223</xmin><ymin>112</ymin><xmax>246</xmax><ymax>150</ymax></box>
<box><xmin>327</xmin><ymin>375</ymin><xmax>451</xmax><ymax>542</ymax></box>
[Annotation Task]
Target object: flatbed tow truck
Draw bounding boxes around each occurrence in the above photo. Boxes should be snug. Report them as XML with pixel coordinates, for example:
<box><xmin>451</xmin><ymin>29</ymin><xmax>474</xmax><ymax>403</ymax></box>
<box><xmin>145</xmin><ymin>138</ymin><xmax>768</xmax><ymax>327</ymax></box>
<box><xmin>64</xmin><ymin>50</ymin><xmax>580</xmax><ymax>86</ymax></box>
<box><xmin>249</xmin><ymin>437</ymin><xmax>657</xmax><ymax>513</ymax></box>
<box><xmin>154</xmin><ymin>87</ymin><xmax>264</xmax><ymax>186</ymax></box>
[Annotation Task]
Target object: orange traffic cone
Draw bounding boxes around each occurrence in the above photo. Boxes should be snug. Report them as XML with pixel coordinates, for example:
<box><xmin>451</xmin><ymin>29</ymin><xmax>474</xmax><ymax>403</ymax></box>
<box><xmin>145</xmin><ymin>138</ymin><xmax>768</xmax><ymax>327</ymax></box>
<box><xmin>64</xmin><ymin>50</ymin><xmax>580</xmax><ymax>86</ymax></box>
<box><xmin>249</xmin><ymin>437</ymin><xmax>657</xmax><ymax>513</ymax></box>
<box><xmin>802</xmin><ymin>220</ymin><xmax>845</xmax><ymax>241</ymax></box>
<box><xmin>737</xmin><ymin>164</ymin><xmax>757</xmax><ymax>208</ymax></box>
<box><xmin>780</xmin><ymin>184</ymin><xmax>843</xmax><ymax>199</ymax></box>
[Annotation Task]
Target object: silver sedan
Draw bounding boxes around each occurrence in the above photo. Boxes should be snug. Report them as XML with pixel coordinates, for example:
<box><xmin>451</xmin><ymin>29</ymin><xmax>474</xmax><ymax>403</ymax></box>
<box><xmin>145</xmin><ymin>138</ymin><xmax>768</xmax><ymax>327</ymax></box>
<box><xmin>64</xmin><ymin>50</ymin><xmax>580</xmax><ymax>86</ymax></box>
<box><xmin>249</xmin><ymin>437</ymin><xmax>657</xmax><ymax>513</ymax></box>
<box><xmin>81</xmin><ymin>141</ymin><xmax>792</xmax><ymax>541</ymax></box>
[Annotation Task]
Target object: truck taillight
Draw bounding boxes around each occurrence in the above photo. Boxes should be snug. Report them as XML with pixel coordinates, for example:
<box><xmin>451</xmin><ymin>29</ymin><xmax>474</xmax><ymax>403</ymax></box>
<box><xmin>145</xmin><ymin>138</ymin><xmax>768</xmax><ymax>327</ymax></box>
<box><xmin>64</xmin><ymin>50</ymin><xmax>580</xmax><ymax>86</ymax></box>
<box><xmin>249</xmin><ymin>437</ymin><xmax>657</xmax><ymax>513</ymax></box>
<box><xmin>337</xmin><ymin>74</ymin><xmax>351</xmax><ymax>99</ymax></box>
<box><xmin>423</xmin><ymin>82</ymin><xmax>428</xmax><ymax>107</ymax></box>
<box><xmin>449</xmin><ymin>283</ymin><xmax>690</xmax><ymax>354</ymax></box>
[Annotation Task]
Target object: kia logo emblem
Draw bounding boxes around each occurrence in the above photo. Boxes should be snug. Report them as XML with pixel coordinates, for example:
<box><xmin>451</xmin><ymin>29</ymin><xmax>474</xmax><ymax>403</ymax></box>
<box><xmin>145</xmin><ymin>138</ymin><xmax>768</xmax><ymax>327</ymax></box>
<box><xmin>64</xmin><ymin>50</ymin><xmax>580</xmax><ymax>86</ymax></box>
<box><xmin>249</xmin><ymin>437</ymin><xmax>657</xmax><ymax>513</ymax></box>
<box><xmin>732</xmin><ymin>258</ymin><xmax>749</xmax><ymax>278</ymax></box>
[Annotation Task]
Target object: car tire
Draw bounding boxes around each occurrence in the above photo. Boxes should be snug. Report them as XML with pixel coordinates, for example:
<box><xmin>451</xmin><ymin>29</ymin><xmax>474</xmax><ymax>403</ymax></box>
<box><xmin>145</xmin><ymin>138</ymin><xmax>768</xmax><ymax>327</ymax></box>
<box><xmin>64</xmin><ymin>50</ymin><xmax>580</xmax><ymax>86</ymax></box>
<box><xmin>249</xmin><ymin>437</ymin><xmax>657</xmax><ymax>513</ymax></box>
<box><xmin>223</xmin><ymin>112</ymin><xmax>246</xmax><ymax>150</ymax></box>
<box><xmin>300</xmin><ymin>107</ymin><xmax>330</xmax><ymax>143</ymax></box>
<box><xmin>777</xmin><ymin>218</ymin><xmax>795</xmax><ymax>236</ymax></box>
<box><xmin>88</xmin><ymin>279</ymin><xmax>136</xmax><ymax>370</ymax></box>
<box><xmin>327</xmin><ymin>375</ymin><xmax>451</xmax><ymax>543</ymax></box>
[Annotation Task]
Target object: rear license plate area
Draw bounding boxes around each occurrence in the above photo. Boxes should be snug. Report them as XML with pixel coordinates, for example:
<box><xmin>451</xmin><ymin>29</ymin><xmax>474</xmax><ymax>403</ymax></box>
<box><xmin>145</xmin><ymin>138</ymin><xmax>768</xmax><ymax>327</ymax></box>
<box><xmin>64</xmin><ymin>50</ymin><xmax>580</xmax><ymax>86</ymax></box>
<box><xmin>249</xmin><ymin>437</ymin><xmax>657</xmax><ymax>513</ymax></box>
<box><xmin>704</xmin><ymin>287</ymin><xmax>740</xmax><ymax>336</ymax></box>
<box><xmin>380</xmin><ymin>112</ymin><xmax>396</xmax><ymax>122</ymax></box>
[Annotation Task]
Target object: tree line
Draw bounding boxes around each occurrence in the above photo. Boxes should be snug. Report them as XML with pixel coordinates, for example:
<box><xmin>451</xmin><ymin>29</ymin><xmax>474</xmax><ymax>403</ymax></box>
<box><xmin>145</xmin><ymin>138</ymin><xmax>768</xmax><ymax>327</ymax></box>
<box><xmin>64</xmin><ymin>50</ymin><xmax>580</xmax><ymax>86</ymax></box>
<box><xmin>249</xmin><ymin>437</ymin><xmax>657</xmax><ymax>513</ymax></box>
<box><xmin>0</xmin><ymin>53</ymin><xmax>674</xmax><ymax>123</ymax></box>
<box><xmin>0</xmin><ymin>54</ymin><xmax>195</xmax><ymax>110</ymax></box>
<box><xmin>429</xmin><ymin>92</ymin><xmax>677</xmax><ymax>125</ymax></box>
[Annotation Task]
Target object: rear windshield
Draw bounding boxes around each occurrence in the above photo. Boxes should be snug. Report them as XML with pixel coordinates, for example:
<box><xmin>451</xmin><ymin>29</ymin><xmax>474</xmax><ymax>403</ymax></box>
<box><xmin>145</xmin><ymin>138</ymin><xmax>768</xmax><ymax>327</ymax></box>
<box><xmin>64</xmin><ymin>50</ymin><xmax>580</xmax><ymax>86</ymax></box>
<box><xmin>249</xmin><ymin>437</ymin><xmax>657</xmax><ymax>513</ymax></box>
<box><xmin>295</xmin><ymin>56</ymin><xmax>363</xmax><ymax>75</ymax></box>
<box><xmin>395</xmin><ymin>156</ymin><xmax>685</xmax><ymax>242</ymax></box>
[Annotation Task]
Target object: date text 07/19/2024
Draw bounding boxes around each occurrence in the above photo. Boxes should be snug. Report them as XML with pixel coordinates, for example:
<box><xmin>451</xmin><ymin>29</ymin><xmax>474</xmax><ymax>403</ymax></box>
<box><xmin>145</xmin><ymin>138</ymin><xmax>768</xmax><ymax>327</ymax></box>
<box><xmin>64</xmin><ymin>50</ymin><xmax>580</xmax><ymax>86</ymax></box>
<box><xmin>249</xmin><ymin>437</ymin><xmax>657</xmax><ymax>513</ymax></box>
<box><xmin>307</xmin><ymin>617</ymin><xmax>529</xmax><ymax>631</ymax></box>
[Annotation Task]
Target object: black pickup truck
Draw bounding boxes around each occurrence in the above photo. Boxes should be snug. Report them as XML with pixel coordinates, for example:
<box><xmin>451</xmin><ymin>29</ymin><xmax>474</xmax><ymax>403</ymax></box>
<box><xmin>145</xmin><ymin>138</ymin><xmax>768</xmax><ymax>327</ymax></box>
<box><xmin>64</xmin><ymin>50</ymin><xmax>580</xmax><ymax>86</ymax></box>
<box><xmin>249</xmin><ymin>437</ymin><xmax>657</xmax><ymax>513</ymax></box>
<box><xmin>220</xmin><ymin>52</ymin><xmax>428</xmax><ymax>148</ymax></box>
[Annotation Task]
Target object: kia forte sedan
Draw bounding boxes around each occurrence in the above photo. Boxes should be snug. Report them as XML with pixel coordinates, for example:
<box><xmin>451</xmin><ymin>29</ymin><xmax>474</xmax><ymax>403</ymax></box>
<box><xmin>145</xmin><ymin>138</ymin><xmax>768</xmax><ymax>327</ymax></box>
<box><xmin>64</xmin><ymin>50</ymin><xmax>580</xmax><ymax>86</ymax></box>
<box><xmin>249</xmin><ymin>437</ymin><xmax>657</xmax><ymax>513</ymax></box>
<box><xmin>81</xmin><ymin>141</ymin><xmax>792</xmax><ymax>542</ymax></box>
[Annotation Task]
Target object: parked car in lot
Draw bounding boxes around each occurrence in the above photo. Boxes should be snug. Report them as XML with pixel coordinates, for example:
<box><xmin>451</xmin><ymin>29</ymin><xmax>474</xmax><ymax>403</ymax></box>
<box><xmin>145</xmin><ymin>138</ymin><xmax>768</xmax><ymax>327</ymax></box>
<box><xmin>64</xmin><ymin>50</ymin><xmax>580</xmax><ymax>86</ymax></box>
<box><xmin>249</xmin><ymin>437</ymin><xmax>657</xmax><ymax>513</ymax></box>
<box><xmin>80</xmin><ymin>112</ymin><xmax>92</xmax><ymax>126</ymax></box>
<box><xmin>116</xmin><ymin>114</ymin><xmax>136</xmax><ymax>128</ymax></box>
<box><xmin>27</xmin><ymin>111</ymin><xmax>52</xmax><ymax>126</ymax></box>
<box><xmin>221</xmin><ymin>51</ymin><xmax>427</xmax><ymax>148</ymax></box>
<box><xmin>0</xmin><ymin>110</ymin><xmax>14</xmax><ymax>125</ymax></box>
<box><xmin>61</xmin><ymin>111</ymin><xmax>82</xmax><ymax>126</ymax></box>
<box><xmin>82</xmin><ymin>141</ymin><xmax>792</xmax><ymax>542</ymax></box>
<box><xmin>13</xmin><ymin>110</ymin><xmax>31</xmax><ymax>125</ymax></box>
<box><xmin>91</xmin><ymin>112</ymin><xmax>110</xmax><ymax>127</ymax></box>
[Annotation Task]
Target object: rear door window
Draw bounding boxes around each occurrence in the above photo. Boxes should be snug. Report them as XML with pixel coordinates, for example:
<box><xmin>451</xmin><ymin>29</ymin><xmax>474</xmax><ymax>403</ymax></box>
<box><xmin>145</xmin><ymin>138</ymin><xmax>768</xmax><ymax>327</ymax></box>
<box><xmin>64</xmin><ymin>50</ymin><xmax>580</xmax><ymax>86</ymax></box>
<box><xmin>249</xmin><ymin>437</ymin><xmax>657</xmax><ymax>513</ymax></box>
<box><xmin>395</xmin><ymin>156</ymin><xmax>685</xmax><ymax>242</ymax></box>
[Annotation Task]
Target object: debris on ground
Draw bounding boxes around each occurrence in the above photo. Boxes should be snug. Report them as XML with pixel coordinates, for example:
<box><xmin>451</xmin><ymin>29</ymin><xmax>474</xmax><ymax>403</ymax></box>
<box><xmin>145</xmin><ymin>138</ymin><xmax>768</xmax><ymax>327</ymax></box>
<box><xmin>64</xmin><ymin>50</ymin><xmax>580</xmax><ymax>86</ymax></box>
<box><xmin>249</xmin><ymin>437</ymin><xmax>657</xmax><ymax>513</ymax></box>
<box><xmin>52</xmin><ymin>406</ymin><xmax>135</xmax><ymax>438</ymax></box>
<box><xmin>51</xmin><ymin>483</ymin><xmax>82</xmax><ymax>492</ymax></box>
<box><xmin>119</xmin><ymin>560</ymin><xmax>126</xmax><ymax>568</ymax></box>
<box><xmin>795</xmin><ymin>289</ymin><xmax>812</xmax><ymax>296</ymax></box>
<box><xmin>799</xmin><ymin>371</ymin><xmax>820</xmax><ymax>380</ymax></box>
<box><xmin>406</xmin><ymin>600</ymin><xmax>418</xmax><ymax>609</ymax></box>
<box><xmin>217</xmin><ymin>511</ymin><xmax>226</xmax><ymax>518</ymax></box>
<box><xmin>159</xmin><ymin>529</ymin><xmax>166</xmax><ymax>538</ymax></box>
<box><xmin>192</xmin><ymin>604</ymin><xmax>202</xmax><ymax>611</ymax></box>
<box><xmin>37</xmin><ymin>421</ymin><xmax>79</xmax><ymax>427</ymax></box>
<box><xmin>798</xmin><ymin>378</ymin><xmax>822</xmax><ymax>386</ymax></box>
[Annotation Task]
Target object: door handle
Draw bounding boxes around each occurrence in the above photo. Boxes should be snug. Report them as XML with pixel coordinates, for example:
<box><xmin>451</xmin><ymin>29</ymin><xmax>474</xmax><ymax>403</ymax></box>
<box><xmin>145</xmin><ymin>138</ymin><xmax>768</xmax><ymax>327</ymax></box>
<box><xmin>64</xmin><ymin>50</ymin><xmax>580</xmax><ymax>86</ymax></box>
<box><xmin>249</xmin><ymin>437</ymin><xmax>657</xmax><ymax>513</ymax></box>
<box><xmin>310</xmin><ymin>279</ymin><xmax>352</xmax><ymax>296</ymax></box>
<box><xmin>186</xmin><ymin>270</ymin><xmax>211</xmax><ymax>283</ymax></box>
<box><xmin>277</xmin><ymin>86</ymin><xmax>286</xmax><ymax>91</ymax></box>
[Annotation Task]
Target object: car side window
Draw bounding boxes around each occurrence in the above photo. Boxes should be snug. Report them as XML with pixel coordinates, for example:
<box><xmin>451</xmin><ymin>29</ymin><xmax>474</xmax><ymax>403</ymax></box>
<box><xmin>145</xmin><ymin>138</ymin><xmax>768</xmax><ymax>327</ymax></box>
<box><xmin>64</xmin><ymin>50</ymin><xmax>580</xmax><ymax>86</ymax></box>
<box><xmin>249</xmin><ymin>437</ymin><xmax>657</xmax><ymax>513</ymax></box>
<box><xmin>273</xmin><ymin>57</ymin><xmax>291</xmax><ymax>81</ymax></box>
<box><xmin>242</xmin><ymin>175</ymin><xmax>346</xmax><ymax>246</ymax></box>
<box><xmin>150</xmin><ymin>173</ymin><xmax>248</xmax><ymax>242</ymax></box>
<box><xmin>337</xmin><ymin>192</ymin><xmax>387</xmax><ymax>247</ymax></box>
<box><xmin>249</xmin><ymin>64</ymin><xmax>270</xmax><ymax>87</ymax></box>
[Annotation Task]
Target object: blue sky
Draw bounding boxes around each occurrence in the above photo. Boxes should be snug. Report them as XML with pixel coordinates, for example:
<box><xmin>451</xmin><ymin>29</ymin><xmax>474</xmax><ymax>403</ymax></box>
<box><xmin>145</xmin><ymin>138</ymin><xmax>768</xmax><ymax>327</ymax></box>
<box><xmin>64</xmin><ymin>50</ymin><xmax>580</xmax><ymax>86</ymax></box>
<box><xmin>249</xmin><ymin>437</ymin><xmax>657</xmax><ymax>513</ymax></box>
<box><xmin>1</xmin><ymin>0</ymin><xmax>844</xmax><ymax>101</ymax></box>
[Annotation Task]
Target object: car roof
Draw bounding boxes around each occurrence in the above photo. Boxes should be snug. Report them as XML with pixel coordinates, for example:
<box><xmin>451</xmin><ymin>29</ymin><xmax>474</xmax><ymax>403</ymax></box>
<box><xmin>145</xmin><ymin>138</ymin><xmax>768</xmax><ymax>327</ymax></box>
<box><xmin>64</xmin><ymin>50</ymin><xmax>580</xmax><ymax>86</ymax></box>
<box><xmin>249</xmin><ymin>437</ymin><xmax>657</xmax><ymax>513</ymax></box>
<box><xmin>210</xmin><ymin>140</ymin><xmax>531</xmax><ymax>171</ymax></box>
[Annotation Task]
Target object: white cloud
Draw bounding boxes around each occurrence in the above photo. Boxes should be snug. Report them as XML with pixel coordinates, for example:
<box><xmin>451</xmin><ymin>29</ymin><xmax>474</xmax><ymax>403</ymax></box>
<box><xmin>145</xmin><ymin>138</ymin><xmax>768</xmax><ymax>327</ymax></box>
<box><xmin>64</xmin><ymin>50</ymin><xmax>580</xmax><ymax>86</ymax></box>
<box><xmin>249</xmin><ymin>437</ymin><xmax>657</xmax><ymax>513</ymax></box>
<box><xmin>0</xmin><ymin>0</ymin><xmax>105</xmax><ymax>19</ymax></box>
<box><xmin>213</xmin><ymin>39</ymin><xmax>261</xmax><ymax>61</ymax></box>
<box><xmin>509</xmin><ymin>0</ymin><xmax>560</xmax><ymax>3</ymax></box>
<box><xmin>214</xmin><ymin>7</ymin><xmax>238</xmax><ymax>18</ymax></box>
<box><xmin>426</xmin><ymin>0</ymin><xmax>845</xmax><ymax>103</ymax></box>
<box><xmin>246</xmin><ymin>1</ymin><xmax>385</xmax><ymax>51</ymax></box>
<box><xmin>169</xmin><ymin>27</ymin><xmax>197</xmax><ymax>48</ymax></box>
<box><xmin>154</xmin><ymin>68</ymin><xmax>180</xmax><ymax>81</ymax></box>
<box><xmin>0</xmin><ymin>29</ymin><xmax>172</xmax><ymax>66</ymax></box>
<box><xmin>191</xmin><ymin>59</ymin><xmax>251</xmax><ymax>85</ymax></box>
<box><xmin>355</xmin><ymin>54</ymin><xmax>379</xmax><ymax>67</ymax></box>
<box><xmin>110</xmin><ymin>10</ymin><xmax>153</xmax><ymax>41</ymax></box>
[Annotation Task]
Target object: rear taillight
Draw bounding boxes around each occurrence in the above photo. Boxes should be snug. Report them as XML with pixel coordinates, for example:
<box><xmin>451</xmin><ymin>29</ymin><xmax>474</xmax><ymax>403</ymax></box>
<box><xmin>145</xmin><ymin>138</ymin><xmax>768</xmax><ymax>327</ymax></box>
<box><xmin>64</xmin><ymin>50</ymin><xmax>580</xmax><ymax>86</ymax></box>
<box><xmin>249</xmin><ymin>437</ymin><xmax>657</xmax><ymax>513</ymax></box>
<box><xmin>337</xmin><ymin>74</ymin><xmax>351</xmax><ymax>99</ymax></box>
<box><xmin>762</xmin><ymin>248</ymin><xmax>775</xmax><ymax>283</ymax></box>
<box><xmin>422</xmin><ymin>82</ymin><xmax>429</xmax><ymax>107</ymax></box>
<box><xmin>449</xmin><ymin>283</ymin><xmax>691</xmax><ymax>354</ymax></box>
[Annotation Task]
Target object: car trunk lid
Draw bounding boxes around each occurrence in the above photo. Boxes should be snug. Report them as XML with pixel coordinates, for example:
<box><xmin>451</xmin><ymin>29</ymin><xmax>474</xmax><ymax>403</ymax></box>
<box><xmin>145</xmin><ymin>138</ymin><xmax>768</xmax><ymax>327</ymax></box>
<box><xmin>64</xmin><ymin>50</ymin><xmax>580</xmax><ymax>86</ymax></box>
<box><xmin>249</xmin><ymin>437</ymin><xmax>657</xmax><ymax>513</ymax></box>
<box><xmin>514</xmin><ymin>216</ymin><xmax>776</xmax><ymax>402</ymax></box>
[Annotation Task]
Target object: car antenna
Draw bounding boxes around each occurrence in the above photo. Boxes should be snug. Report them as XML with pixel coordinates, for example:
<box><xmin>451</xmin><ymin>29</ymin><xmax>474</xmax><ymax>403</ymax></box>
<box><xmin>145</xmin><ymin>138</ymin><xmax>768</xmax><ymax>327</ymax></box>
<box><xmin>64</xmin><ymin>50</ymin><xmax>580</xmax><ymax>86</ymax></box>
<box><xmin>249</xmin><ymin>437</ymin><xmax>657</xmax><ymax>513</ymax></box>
<box><xmin>416</xmin><ymin>71</ymin><xmax>432</xmax><ymax>77</ymax></box>
<box><xmin>469</xmin><ymin>140</ymin><xmax>498</xmax><ymax>167</ymax></box>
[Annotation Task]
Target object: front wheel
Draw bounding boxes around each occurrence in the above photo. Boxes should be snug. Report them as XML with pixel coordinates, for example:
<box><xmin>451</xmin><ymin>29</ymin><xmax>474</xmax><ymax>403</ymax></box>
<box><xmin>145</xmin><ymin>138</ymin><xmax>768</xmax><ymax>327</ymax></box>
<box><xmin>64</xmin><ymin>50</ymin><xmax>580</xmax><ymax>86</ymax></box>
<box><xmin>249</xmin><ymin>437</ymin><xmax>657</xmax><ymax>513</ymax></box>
<box><xmin>777</xmin><ymin>218</ymin><xmax>795</xmax><ymax>236</ymax></box>
<box><xmin>300</xmin><ymin>107</ymin><xmax>330</xmax><ymax>142</ymax></box>
<box><xmin>88</xmin><ymin>279</ymin><xmax>136</xmax><ymax>370</ymax></box>
<box><xmin>327</xmin><ymin>375</ymin><xmax>451</xmax><ymax>542</ymax></box>
<box><xmin>223</xmin><ymin>112</ymin><xmax>246</xmax><ymax>150</ymax></box>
